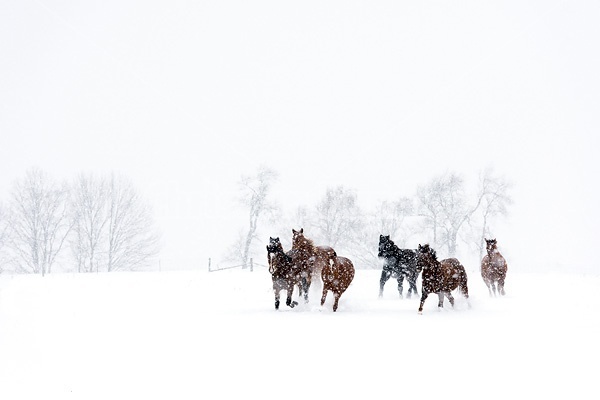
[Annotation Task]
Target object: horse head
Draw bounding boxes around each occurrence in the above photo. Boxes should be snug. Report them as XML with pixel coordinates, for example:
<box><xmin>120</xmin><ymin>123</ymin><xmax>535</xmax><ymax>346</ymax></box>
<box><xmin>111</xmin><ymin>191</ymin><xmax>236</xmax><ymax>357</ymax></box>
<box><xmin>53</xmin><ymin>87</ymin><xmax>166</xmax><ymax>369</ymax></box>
<box><xmin>292</xmin><ymin>228</ymin><xmax>304</xmax><ymax>247</ymax></box>
<box><xmin>267</xmin><ymin>237</ymin><xmax>285</xmax><ymax>273</ymax></box>
<box><xmin>378</xmin><ymin>235</ymin><xmax>396</xmax><ymax>259</ymax></box>
<box><xmin>485</xmin><ymin>238</ymin><xmax>498</xmax><ymax>255</ymax></box>
<box><xmin>417</xmin><ymin>243</ymin><xmax>438</xmax><ymax>270</ymax></box>
<box><xmin>292</xmin><ymin>228</ymin><xmax>315</xmax><ymax>253</ymax></box>
<box><xmin>267</xmin><ymin>237</ymin><xmax>283</xmax><ymax>255</ymax></box>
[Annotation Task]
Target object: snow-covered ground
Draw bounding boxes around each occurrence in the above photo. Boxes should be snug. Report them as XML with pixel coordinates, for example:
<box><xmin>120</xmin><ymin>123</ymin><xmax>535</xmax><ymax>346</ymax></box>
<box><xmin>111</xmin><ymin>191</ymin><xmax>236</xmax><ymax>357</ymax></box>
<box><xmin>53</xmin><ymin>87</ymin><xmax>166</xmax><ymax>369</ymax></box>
<box><xmin>1</xmin><ymin>267</ymin><xmax>598</xmax><ymax>400</ymax></box>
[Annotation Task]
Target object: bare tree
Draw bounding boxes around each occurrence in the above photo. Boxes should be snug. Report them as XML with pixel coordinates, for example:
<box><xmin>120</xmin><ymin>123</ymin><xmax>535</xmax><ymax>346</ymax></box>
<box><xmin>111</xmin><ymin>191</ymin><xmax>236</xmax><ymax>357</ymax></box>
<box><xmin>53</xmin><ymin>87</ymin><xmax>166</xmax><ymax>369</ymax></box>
<box><xmin>314</xmin><ymin>186</ymin><xmax>363</xmax><ymax>252</ymax></box>
<box><xmin>106</xmin><ymin>174</ymin><xmax>160</xmax><ymax>272</ymax></box>
<box><xmin>70</xmin><ymin>173</ymin><xmax>109</xmax><ymax>273</ymax></box>
<box><xmin>7</xmin><ymin>168</ymin><xmax>71</xmax><ymax>275</ymax></box>
<box><xmin>348</xmin><ymin>197</ymin><xmax>416</xmax><ymax>269</ymax></box>
<box><xmin>373</xmin><ymin>197</ymin><xmax>414</xmax><ymax>242</ymax></box>
<box><xmin>237</xmin><ymin>166</ymin><xmax>278</xmax><ymax>268</ymax></box>
<box><xmin>473</xmin><ymin>168</ymin><xmax>513</xmax><ymax>259</ymax></box>
<box><xmin>417</xmin><ymin>173</ymin><xmax>485</xmax><ymax>257</ymax></box>
<box><xmin>416</xmin><ymin>176</ymin><xmax>445</xmax><ymax>249</ymax></box>
<box><xmin>0</xmin><ymin>204</ymin><xmax>9</xmax><ymax>273</ymax></box>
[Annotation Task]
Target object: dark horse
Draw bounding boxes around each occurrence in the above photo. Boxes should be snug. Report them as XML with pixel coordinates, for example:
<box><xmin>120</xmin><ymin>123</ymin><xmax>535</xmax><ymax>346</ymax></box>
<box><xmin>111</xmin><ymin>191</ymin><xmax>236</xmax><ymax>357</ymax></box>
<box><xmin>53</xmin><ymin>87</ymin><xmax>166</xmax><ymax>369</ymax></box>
<box><xmin>291</xmin><ymin>228</ymin><xmax>337</xmax><ymax>303</ymax></box>
<box><xmin>266</xmin><ymin>237</ymin><xmax>301</xmax><ymax>310</ymax></box>
<box><xmin>416</xmin><ymin>244</ymin><xmax>469</xmax><ymax>314</ymax></box>
<box><xmin>321</xmin><ymin>256</ymin><xmax>355</xmax><ymax>312</ymax></box>
<box><xmin>378</xmin><ymin>235</ymin><xmax>420</xmax><ymax>298</ymax></box>
<box><xmin>481</xmin><ymin>238</ymin><xmax>508</xmax><ymax>296</ymax></box>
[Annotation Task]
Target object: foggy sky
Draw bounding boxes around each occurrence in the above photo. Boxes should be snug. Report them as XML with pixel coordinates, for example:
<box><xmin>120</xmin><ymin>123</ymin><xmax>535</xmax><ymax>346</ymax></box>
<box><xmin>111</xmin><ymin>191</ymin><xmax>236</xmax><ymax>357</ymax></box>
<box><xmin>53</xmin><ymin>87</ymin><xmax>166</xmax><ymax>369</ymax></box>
<box><xmin>1</xmin><ymin>1</ymin><xmax>599</xmax><ymax>272</ymax></box>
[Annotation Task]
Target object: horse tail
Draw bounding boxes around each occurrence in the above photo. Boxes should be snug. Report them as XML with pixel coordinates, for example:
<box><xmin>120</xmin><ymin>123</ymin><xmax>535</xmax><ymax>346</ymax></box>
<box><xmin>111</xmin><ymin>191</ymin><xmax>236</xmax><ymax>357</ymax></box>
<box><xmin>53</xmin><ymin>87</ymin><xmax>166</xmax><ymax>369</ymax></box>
<box><xmin>457</xmin><ymin>265</ymin><xmax>469</xmax><ymax>297</ymax></box>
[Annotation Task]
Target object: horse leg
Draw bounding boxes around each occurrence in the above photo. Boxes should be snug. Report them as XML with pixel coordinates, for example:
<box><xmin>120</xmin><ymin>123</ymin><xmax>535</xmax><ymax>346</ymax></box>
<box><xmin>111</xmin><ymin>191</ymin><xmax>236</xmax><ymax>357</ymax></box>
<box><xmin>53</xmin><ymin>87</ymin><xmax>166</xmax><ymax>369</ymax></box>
<box><xmin>484</xmin><ymin>278</ymin><xmax>493</xmax><ymax>296</ymax></box>
<box><xmin>332</xmin><ymin>292</ymin><xmax>341</xmax><ymax>312</ymax></box>
<box><xmin>379</xmin><ymin>270</ymin><xmax>391</xmax><ymax>297</ymax></box>
<box><xmin>407</xmin><ymin>274</ymin><xmax>418</xmax><ymax>299</ymax></box>
<box><xmin>397</xmin><ymin>275</ymin><xmax>404</xmax><ymax>299</ymax></box>
<box><xmin>274</xmin><ymin>289</ymin><xmax>281</xmax><ymax>310</ymax></box>
<box><xmin>437</xmin><ymin>292</ymin><xmax>445</xmax><ymax>309</ymax></box>
<box><xmin>286</xmin><ymin>284</ymin><xmax>298</xmax><ymax>308</ymax></box>
<box><xmin>302</xmin><ymin>277</ymin><xmax>310</xmax><ymax>303</ymax></box>
<box><xmin>445</xmin><ymin>292</ymin><xmax>455</xmax><ymax>308</ymax></box>
<box><xmin>321</xmin><ymin>286</ymin><xmax>328</xmax><ymax>307</ymax></box>
<box><xmin>498</xmin><ymin>276</ymin><xmax>506</xmax><ymax>296</ymax></box>
<box><xmin>418</xmin><ymin>291</ymin><xmax>429</xmax><ymax>314</ymax></box>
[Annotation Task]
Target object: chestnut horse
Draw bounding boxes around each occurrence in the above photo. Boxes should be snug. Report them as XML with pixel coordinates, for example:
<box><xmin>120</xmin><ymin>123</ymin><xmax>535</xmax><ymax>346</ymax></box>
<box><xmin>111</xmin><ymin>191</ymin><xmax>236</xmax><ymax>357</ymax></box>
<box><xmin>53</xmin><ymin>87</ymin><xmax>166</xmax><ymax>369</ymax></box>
<box><xmin>291</xmin><ymin>228</ymin><xmax>336</xmax><ymax>303</ymax></box>
<box><xmin>267</xmin><ymin>237</ymin><xmax>301</xmax><ymax>310</ymax></box>
<box><xmin>321</xmin><ymin>256</ymin><xmax>355</xmax><ymax>312</ymax></box>
<box><xmin>481</xmin><ymin>238</ymin><xmax>508</xmax><ymax>296</ymax></box>
<box><xmin>416</xmin><ymin>244</ymin><xmax>469</xmax><ymax>314</ymax></box>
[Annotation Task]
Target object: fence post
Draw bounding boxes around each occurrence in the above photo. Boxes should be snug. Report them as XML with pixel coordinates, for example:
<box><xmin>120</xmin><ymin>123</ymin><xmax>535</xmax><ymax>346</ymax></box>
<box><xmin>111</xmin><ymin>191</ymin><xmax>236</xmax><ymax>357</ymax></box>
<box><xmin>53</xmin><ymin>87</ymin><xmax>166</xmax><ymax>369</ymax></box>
<box><xmin>250</xmin><ymin>258</ymin><xmax>253</xmax><ymax>272</ymax></box>
<box><xmin>208</xmin><ymin>258</ymin><xmax>211</xmax><ymax>272</ymax></box>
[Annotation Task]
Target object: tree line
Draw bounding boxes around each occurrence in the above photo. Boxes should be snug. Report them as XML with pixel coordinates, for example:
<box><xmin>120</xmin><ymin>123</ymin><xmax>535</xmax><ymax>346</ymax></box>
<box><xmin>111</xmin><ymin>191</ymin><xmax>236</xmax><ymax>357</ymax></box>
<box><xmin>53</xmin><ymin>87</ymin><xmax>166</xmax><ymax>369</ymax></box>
<box><xmin>0</xmin><ymin>168</ymin><xmax>159</xmax><ymax>275</ymax></box>
<box><xmin>234</xmin><ymin>166</ymin><xmax>512</xmax><ymax>270</ymax></box>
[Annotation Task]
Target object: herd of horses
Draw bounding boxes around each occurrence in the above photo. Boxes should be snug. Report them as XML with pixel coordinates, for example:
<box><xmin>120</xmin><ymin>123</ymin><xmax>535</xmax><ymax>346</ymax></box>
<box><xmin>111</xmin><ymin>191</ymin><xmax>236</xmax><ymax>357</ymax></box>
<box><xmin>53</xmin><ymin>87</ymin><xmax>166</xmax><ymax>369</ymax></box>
<box><xmin>266</xmin><ymin>229</ymin><xmax>508</xmax><ymax>314</ymax></box>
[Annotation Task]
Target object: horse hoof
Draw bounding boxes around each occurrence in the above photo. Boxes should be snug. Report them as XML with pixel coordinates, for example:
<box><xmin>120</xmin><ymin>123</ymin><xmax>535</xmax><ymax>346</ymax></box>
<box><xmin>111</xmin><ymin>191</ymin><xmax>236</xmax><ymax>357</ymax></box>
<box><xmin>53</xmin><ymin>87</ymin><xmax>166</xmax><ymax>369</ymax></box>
<box><xmin>290</xmin><ymin>301</ymin><xmax>298</xmax><ymax>308</ymax></box>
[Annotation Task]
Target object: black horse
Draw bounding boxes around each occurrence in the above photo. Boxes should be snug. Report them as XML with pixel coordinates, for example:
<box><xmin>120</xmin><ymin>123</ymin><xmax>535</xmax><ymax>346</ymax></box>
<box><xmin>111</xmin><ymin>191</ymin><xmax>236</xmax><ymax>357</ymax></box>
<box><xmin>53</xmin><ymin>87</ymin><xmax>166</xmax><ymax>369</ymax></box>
<box><xmin>378</xmin><ymin>235</ymin><xmax>420</xmax><ymax>299</ymax></box>
<box><xmin>266</xmin><ymin>237</ymin><xmax>302</xmax><ymax>309</ymax></box>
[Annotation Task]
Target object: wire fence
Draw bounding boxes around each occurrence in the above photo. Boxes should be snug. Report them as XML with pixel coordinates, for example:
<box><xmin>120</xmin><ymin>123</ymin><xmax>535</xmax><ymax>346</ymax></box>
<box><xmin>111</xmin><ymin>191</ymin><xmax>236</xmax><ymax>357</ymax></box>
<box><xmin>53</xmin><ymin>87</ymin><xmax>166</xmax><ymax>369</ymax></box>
<box><xmin>208</xmin><ymin>258</ymin><xmax>269</xmax><ymax>272</ymax></box>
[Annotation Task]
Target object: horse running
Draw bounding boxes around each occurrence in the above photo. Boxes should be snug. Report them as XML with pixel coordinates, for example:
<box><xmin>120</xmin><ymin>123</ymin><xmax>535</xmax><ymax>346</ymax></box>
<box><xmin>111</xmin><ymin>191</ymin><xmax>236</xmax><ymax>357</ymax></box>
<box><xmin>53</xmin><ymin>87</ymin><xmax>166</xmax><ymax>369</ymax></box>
<box><xmin>481</xmin><ymin>238</ymin><xmax>508</xmax><ymax>296</ymax></box>
<box><xmin>321</xmin><ymin>256</ymin><xmax>355</xmax><ymax>312</ymax></box>
<box><xmin>377</xmin><ymin>235</ymin><xmax>420</xmax><ymax>298</ymax></box>
<box><xmin>266</xmin><ymin>237</ymin><xmax>301</xmax><ymax>310</ymax></box>
<box><xmin>291</xmin><ymin>228</ymin><xmax>336</xmax><ymax>302</ymax></box>
<box><xmin>416</xmin><ymin>244</ymin><xmax>469</xmax><ymax>314</ymax></box>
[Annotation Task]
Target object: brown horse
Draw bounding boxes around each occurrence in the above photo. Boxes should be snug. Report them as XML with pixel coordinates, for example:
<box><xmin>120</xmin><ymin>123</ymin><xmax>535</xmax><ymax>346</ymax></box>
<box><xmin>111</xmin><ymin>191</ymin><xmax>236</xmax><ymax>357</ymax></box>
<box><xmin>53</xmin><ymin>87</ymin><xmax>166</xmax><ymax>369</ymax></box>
<box><xmin>291</xmin><ymin>228</ymin><xmax>337</xmax><ymax>303</ymax></box>
<box><xmin>416</xmin><ymin>244</ymin><xmax>469</xmax><ymax>314</ymax></box>
<box><xmin>321</xmin><ymin>256</ymin><xmax>355</xmax><ymax>312</ymax></box>
<box><xmin>267</xmin><ymin>237</ymin><xmax>301</xmax><ymax>310</ymax></box>
<box><xmin>481</xmin><ymin>238</ymin><xmax>508</xmax><ymax>296</ymax></box>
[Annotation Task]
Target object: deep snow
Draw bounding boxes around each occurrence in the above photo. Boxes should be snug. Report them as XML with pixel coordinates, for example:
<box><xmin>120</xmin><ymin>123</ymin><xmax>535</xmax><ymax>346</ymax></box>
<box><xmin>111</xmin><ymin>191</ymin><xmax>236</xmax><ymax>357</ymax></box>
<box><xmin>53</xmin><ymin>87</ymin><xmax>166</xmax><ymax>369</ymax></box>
<box><xmin>1</xmin><ymin>267</ymin><xmax>598</xmax><ymax>400</ymax></box>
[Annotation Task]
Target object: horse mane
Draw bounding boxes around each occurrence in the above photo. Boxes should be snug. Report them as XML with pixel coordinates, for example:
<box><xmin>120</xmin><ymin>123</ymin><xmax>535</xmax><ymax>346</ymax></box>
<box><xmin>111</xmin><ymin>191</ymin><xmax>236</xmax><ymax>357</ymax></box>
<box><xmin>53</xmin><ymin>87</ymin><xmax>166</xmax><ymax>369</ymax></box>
<box><xmin>292</xmin><ymin>229</ymin><xmax>316</xmax><ymax>253</ymax></box>
<box><xmin>418</xmin><ymin>243</ymin><xmax>437</xmax><ymax>261</ymax></box>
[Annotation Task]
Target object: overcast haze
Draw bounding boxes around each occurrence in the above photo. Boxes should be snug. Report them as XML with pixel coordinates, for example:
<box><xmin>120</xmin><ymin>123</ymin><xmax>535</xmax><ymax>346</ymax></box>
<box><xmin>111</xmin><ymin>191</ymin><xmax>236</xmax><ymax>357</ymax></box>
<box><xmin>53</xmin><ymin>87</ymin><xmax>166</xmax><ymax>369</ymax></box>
<box><xmin>1</xmin><ymin>1</ymin><xmax>599</xmax><ymax>272</ymax></box>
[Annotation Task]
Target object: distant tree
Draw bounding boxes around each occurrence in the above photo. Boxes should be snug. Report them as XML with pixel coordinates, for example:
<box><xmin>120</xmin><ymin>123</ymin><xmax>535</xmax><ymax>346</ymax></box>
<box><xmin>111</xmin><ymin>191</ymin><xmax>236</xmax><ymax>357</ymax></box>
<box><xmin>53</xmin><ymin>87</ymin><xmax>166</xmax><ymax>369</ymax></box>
<box><xmin>70</xmin><ymin>173</ymin><xmax>109</xmax><ymax>273</ymax></box>
<box><xmin>105</xmin><ymin>174</ymin><xmax>160</xmax><ymax>272</ymax></box>
<box><xmin>7</xmin><ymin>168</ymin><xmax>71</xmax><ymax>275</ymax></box>
<box><xmin>373</xmin><ymin>197</ymin><xmax>414</xmax><ymax>242</ymax></box>
<box><xmin>313</xmin><ymin>186</ymin><xmax>363</xmax><ymax>251</ymax></box>
<box><xmin>0</xmin><ymin>204</ymin><xmax>9</xmax><ymax>273</ymax></box>
<box><xmin>352</xmin><ymin>197</ymin><xmax>415</xmax><ymax>269</ymax></box>
<box><xmin>417</xmin><ymin>173</ymin><xmax>485</xmax><ymax>257</ymax></box>
<box><xmin>237</xmin><ymin>166</ymin><xmax>278</xmax><ymax>268</ymax></box>
<box><xmin>473</xmin><ymin>168</ymin><xmax>513</xmax><ymax>260</ymax></box>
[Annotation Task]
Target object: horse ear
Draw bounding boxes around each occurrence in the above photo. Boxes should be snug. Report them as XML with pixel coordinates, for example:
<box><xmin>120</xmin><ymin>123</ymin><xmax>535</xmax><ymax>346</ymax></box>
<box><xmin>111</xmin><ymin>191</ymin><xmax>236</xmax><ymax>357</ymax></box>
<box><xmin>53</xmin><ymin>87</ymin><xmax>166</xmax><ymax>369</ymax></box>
<box><xmin>300</xmin><ymin>228</ymin><xmax>303</xmax><ymax>234</ymax></box>
<box><xmin>292</xmin><ymin>229</ymin><xmax>296</xmax><ymax>234</ymax></box>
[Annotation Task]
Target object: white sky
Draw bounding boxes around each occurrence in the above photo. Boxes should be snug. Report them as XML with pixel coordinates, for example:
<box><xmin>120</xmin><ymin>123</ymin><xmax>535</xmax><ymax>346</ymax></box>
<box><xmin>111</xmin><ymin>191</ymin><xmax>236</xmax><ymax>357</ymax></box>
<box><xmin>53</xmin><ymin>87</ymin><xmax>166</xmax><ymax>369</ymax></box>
<box><xmin>1</xmin><ymin>1</ymin><xmax>599</xmax><ymax>271</ymax></box>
